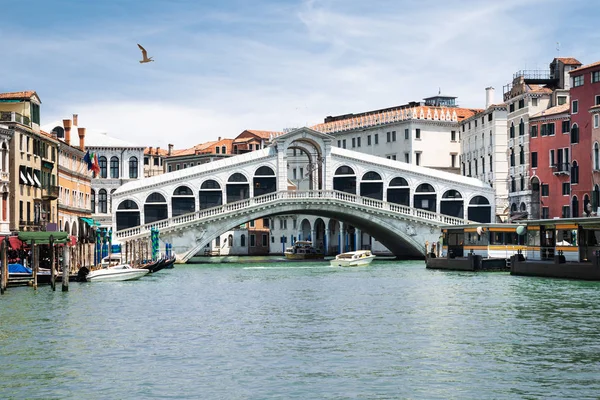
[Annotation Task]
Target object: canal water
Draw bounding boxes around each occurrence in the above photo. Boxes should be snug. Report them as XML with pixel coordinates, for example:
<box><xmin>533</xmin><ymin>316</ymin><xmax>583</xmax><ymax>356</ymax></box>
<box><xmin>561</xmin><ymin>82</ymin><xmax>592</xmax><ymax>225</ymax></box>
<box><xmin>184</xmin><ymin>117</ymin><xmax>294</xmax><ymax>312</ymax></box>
<box><xmin>1</xmin><ymin>259</ymin><xmax>600</xmax><ymax>399</ymax></box>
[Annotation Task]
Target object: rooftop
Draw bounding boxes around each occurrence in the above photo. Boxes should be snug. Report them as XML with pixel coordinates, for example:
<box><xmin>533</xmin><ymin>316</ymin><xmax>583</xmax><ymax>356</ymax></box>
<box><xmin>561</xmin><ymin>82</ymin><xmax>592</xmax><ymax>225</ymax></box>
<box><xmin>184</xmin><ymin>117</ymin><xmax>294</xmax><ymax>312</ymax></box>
<box><xmin>41</xmin><ymin>120</ymin><xmax>142</xmax><ymax>148</ymax></box>
<box><xmin>530</xmin><ymin>103</ymin><xmax>570</xmax><ymax>119</ymax></box>
<box><xmin>0</xmin><ymin>91</ymin><xmax>39</xmax><ymax>101</ymax></box>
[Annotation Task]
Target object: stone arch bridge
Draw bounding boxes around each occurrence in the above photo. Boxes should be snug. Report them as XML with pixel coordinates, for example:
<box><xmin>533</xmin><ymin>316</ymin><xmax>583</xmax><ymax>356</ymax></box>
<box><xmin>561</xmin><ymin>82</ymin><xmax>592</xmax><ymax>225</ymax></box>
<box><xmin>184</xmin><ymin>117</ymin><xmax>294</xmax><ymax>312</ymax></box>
<box><xmin>112</xmin><ymin>128</ymin><xmax>495</xmax><ymax>262</ymax></box>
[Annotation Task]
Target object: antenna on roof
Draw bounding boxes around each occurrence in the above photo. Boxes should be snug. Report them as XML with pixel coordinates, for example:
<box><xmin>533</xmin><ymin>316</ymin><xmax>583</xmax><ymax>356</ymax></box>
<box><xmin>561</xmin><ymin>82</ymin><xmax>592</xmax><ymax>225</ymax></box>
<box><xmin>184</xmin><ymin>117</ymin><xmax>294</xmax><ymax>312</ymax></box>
<box><xmin>438</xmin><ymin>87</ymin><xmax>441</xmax><ymax>95</ymax></box>
<box><xmin>556</xmin><ymin>41</ymin><xmax>560</xmax><ymax>56</ymax></box>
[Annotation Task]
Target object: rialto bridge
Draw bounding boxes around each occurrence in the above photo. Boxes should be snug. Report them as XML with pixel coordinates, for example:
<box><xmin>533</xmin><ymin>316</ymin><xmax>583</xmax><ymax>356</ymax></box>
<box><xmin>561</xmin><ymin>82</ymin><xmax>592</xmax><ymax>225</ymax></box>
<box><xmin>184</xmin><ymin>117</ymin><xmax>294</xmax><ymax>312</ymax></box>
<box><xmin>112</xmin><ymin>128</ymin><xmax>495</xmax><ymax>262</ymax></box>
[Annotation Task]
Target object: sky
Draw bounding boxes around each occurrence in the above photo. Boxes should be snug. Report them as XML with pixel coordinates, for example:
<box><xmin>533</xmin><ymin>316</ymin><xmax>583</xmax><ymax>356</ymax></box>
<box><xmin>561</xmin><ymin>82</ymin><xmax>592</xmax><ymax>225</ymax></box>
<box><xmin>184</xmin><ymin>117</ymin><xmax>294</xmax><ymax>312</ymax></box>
<box><xmin>2</xmin><ymin>0</ymin><xmax>599</xmax><ymax>150</ymax></box>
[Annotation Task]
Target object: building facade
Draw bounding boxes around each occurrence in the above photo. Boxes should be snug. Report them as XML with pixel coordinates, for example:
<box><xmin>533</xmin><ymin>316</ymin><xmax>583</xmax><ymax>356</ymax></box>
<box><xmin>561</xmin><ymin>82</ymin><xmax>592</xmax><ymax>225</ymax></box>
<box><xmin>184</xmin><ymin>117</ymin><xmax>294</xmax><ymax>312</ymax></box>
<box><xmin>569</xmin><ymin>60</ymin><xmax>600</xmax><ymax>216</ymax></box>
<box><xmin>0</xmin><ymin>123</ymin><xmax>12</xmax><ymax>235</ymax></box>
<box><xmin>2</xmin><ymin>91</ymin><xmax>60</xmax><ymax>232</ymax></box>
<box><xmin>459</xmin><ymin>87</ymin><xmax>508</xmax><ymax>221</ymax></box>
<box><xmin>503</xmin><ymin>57</ymin><xmax>581</xmax><ymax>221</ymax></box>
<box><xmin>144</xmin><ymin>146</ymin><xmax>168</xmax><ymax>178</ymax></box>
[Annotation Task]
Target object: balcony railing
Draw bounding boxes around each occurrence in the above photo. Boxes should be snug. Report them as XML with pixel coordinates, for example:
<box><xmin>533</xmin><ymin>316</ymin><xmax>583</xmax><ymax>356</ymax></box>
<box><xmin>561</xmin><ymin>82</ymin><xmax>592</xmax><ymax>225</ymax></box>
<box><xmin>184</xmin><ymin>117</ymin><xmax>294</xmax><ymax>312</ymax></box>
<box><xmin>42</xmin><ymin>185</ymin><xmax>59</xmax><ymax>200</ymax></box>
<box><xmin>552</xmin><ymin>163</ymin><xmax>570</xmax><ymax>175</ymax></box>
<box><xmin>0</xmin><ymin>111</ymin><xmax>31</xmax><ymax>126</ymax></box>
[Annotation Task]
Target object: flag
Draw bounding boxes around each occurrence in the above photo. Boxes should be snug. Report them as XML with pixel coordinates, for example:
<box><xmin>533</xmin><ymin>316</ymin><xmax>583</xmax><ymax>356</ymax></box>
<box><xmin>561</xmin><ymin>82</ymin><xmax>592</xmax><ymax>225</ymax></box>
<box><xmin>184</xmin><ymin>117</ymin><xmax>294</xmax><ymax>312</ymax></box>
<box><xmin>83</xmin><ymin>150</ymin><xmax>93</xmax><ymax>170</ymax></box>
<box><xmin>91</xmin><ymin>152</ymin><xmax>101</xmax><ymax>174</ymax></box>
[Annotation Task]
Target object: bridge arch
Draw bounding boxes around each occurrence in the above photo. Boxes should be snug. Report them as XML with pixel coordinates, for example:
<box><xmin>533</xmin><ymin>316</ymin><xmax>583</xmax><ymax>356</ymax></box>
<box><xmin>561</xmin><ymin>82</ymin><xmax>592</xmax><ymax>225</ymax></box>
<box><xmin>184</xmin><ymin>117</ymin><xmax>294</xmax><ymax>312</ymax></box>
<box><xmin>440</xmin><ymin>189</ymin><xmax>464</xmax><ymax>219</ymax></box>
<box><xmin>333</xmin><ymin>165</ymin><xmax>356</xmax><ymax>194</ymax></box>
<box><xmin>387</xmin><ymin>177</ymin><xmax>410</xmax><ymax>206</ymax></box>
<box><xmin>227</xmin><ymin>172</ymin><xmax>250</xmax><ymax>203</ymax></box>
<box><xmin>253</xmin><ymin>165</ymin><xmax>277</xmax><ymax>197</ymax></box>
<box><xmin>116</xmin><ymin>199</ymin><xmax>141</xmax><ymax>231</ymax></box>
<box><xmin>468</xmin><ymin>195</ymin><xmax>492</xmax><ymax>223</ymax></box>
<box><xmin>414</xmin><ymin>183</ymin><xmax>437</xmax><ymax>212</ymax></box>
<box><xmin>172</xmin><ymin>185</ymin><xmax>195</xmax><ymax>217</ymax></box>
<box><xmin>360</xmin><ymin>171</ymin><xmax>383</xmax><ymax>200</ymax></box>
<box><xmin>144</xmin><ymin>192</ymin><xmax>168</xmax><ymax>224</ymax></box>
<box><xmin>199</xmin><ymin>179</ymin><xmax>223</xmax><ymax>210</ymax></box>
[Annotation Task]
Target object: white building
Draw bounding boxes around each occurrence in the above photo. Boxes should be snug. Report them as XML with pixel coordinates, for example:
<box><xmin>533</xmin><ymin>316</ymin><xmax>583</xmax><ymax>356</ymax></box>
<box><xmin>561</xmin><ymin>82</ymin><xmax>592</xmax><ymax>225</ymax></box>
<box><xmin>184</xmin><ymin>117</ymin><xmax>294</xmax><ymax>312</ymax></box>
<box><xmin>459</xmin><ymin>87</ymin><xmax>508</xmax><ymax>221</ymax></box>
<box><xmin>0</xmin><ymin>123</ymin><xmax>12</xmax><ymax>235</ymax></box>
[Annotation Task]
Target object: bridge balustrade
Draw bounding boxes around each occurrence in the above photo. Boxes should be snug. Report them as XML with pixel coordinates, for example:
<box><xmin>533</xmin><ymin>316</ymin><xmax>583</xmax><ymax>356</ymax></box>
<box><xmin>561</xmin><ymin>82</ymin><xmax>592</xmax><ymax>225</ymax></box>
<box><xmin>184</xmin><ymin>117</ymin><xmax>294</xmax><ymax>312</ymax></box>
<box><xmin>114</xmin><ymin>190</ymin><xmax>471</xmax><ymax>241</ymax></box>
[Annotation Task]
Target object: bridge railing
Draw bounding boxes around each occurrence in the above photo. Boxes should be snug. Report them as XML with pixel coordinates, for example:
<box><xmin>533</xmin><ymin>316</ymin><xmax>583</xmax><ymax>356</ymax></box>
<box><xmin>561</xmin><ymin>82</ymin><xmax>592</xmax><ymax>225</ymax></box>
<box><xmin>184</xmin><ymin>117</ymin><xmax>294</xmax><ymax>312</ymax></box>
<box><xmin>114</xmin><ymin>190</ymin><xmax>470</xmax><ymax>240</ymax></box>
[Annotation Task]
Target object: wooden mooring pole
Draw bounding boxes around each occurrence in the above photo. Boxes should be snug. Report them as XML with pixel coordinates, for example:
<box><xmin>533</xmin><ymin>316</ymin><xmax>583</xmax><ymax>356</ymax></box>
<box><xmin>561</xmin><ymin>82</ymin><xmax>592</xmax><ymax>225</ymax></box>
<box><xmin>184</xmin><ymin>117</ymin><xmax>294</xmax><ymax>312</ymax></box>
<box><xmin>1</xmin><ymin>237</ymin><xmax>7</xmax><ymax>294</ymax></box>
<box><xmin>62</xmin><ymin>244</ymin><xmax>69</xmax><ymax>292</ymax></box>
<box><xmin>32</xmin><ymin>239</ymin><xmax>38</xmax><ymax>290</ymax></box>
<box><xmin>50</xmin><ymin>235</ymin><xmax>56</xmax><ymax>291</ymax></box>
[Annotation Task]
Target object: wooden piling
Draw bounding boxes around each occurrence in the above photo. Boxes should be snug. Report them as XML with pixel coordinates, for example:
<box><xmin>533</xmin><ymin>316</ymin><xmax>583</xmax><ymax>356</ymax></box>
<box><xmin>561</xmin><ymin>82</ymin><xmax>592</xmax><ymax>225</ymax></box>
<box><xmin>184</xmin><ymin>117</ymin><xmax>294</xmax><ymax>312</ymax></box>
<box><xmin>1</xmin><ymin>237</ymin><xmax>7</xmax><ymax>294</ymax></box>
<box><xmin>62</xmin><ymin>245</ymin><xmax>69</xmax><ymax>291</ymax></box>
<box><xmin>50</xmin><ymin>235</ymin><xmax>56</xmax><ymax>291</ymax></box>
<box><xmin>32</xmin><ymin>239</ymin><xmax>37</xmax><ymax>290</ymax></box>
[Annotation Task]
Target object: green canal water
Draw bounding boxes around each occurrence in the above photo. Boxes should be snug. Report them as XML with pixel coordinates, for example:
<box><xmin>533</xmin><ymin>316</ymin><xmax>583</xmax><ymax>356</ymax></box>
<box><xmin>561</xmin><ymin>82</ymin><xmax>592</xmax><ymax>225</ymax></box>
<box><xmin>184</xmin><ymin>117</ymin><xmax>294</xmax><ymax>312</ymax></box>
<box><xmin>1</xmin><ymin>259</ymin><xmax>600</xmax><ymax>399</ymax></box>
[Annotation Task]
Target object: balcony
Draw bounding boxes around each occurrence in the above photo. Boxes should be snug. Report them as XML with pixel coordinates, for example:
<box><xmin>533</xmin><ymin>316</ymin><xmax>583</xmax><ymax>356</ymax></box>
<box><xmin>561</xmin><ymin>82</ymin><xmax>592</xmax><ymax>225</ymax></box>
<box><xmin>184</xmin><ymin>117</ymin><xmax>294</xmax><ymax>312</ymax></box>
<box><xmin>19</xmin><ymin>220</ymin><xmax>44</xmax><ymax>231</ymax></box>
<box><xmin>518</xmin><ymin>136</ymin><xmax>524</xmax><ymax>145</ymax></box>
<box><xmin>487</xmin><ymin>145</ymin><xmax>492</xmax><ymax>155</ymax></box>
<box><xmin>42</xmin><ymin>185</ymin><xmax>59</xmax><ymax>200</ymax></box>
<box><xmin>0</xmin><ymin>111</ymin><xmax>30</xmax><ymax>126</ymax></box>
<box><xmin>552</xmin><ymin>163</ymin><xmax>570</xmax><ymax>176</ymax></box>
<box><xmin>508</xmin><ymin>138</ymin><xmax>514</xmax><ymax>148</ymax></box>
<box><xmin>518</xmin><ymin>165</ymin><xmax>526</xmax><ymax>174</ymax></box>
<box><xmin>0</xmin><ymin>171</ymin><xmax>8</xmax><ymax>182</ymax></box>
<box><xmin>509</xmin><ymin>166</ymin><xmax>515</xmax><ymax>175</ymax></box>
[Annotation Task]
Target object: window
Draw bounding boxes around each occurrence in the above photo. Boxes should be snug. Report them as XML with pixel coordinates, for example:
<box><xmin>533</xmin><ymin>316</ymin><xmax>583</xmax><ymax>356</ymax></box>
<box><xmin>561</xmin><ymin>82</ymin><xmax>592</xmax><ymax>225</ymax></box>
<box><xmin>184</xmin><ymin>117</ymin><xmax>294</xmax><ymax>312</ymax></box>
<box><xmin>415</xmin><ymin>129</ymin><xmax>421</xmax><ymax>139</ymax></box>
<box><xmin>129</xmin><ymin>157</ymin><xmax>138</xmax><ymax>178</ymax></box>
<box><xmin>386</xmin><ymin>132</ymin><xmax>391</xmax><ymax>142</ymax></box>
<box><xmin>510</xmin><ymin>149</ymin><xmax>515</xmax><ymax>167</ymax></box>
<box><xmin>176</xmin><ymin>164</ymin><xmax>180</xmax><ymax>171</ymax></box>
<box><xmin>549</xmin><ymin>150</ymin><xmax>555</xmax><ymax>166</ymax></box>
<box><xmin>451</xmin><ymin>130</ymin><xmax>456</xmax><ymax>141</ymax></box>
<box><xmin>374</xmin><ymin>134</ymin><xmax>379</xmax><ymax>145</ymax></box>
<box><xmin>572</xmin><ymin>100</ymin><xmax>579</xmax><ymax>114</ymax></box>
<box><xmin>352</xmin><ymin>138</ymin><xmax>356</xmax><ymax>148</ymax></box>
<box><xmin>573</xmin><ymin>75</ymin><xmax>584</xmax><ymax>87</ymax></box>
<box><xmin>520</xmin><ymin>175</ymin><xmax>525</xmax><ymax>191</ymax></box>
<box><xmin>241</xmin><ymin>234</ymin><xmax>246</xmax><ymax>247</ymax></box>
<box><xmin>531</xmin><ymin>152</ymin><xmax>538</xmax><ymax>168</ymax></box>
<box><xmin>562</xmin><ymin>182</ymin><xmax>570</xmax><ymax>195</ymax></box>
<box><xmin>541</xmin><ymin>184</ymin><xmax>549</xmax><ymax>196</ymax></box>
<box><xmin>562</xmin><ymin>205</ymin><xmax>570</xmax><ymax>218</ymax></box>
<box><xmin>405</xmin><ymin>129</ymin><xmax>409</xmax><ymax>139</ymax></box>
<box><xmin>404</xmin><ymin>153</ymin><xmax>409</xmax><ymax>163</ymax></box>
<box><xmin>595</xmin><ymin>114</ymin><xmax>600</xmax><ymax>129</ymax></box>
<box><xmin>532</xmin><ymin>98</ymin><xmax>538</xmax><ymax>107</ymax></box>
<box><xmin>263</xmin><ymin>218</ymin><xmax>270</xmax><ymax>228</ymax></box>
<box><xmin>518</xmin><ymin>99</ymin><xmax>525</xmax><ymax>109</ymax></box>
<box><xmin>542</xmin><ymin>207</ymin><xmax>549</xmax><ymax>219</ymax></box>
<box><xmin>392</xmin><ymin>131</ymin><xmax>396</xmax><ymax>141</ymax></box>
<box><xmin>571</xmin><ymin>161</ymin><xmax>579</xmax><ymax>184</ymax></box>
<box><xmin>592</xmin><ymin>71</ymin><xmax>600</xmax><ymax>83</ymax></box>
<box><xmin>562</xmin><ymin>120</ymin><xmax>570</xmax><ymax>133</ymax></box>
<box><xmin>571</xmin><ymin>124</ymin><xmax>579</xmax><ymax>144</ymax></box>
<box><xmin>519</xmin><ymin>119</ymin><xmax>525</xmax><ymax>136</ymax></box>
<box><xmin>154</xmin><ymin>157</ymin><xmax>159</xmax><ymax>166</ymax></box>
<box><xmin>216</xmin><ymin>146</ymin><xmax>220</xmax><ymax>154</ymax></box>
<box><xmin>531</xmin><ymin>125</ymin><xmax>538</xmax><ymax>137</ymax></box>
<box><xmin>509</xmin><ymin>103</ymin><xmax>515</xmax><ymax>113</ymax></box>
<box><xmin>510</xmin><ymin>123</ymin><xmax>515</xmax><ymax>138</ymax></box>
<box><xmin>357</xmin><ymin>137</ymin><xmax>361</xmax><ymax>147</ymax></box>
<box><xmin>596</xmin><ymin>95</ymin><xmax>600</xmax><ymax>106</ymax></box>
<box><xmin>415</xmin><ymin>152</ymin><xmax>421</xmax><ymax>166</ymax></box>
<box><xmin>168</xmin><ymin>165</ymin><xmax>172</xmax><ymax>172</ymax></box>
<box><xmin>144</xmin><ymin>157</ymin><xmax>149</xmax><ymax>165</ymax></box>
<box><xmin>595</xmin><ymin>142</ymin><xmax>600</xmax><ymax>170</ymax></box>
<box><xmin>299</xmin><ymin>167</ymin><xmax>303</xmax><ymax>177</ymax></box>
<box><xmin>110</xmin><ymin>156</ymin><xmax>119</xmax><ymax>178</ymax></box>
<box><xmin>293</xmin><ymin>169</ymin><xmax>297</xmax><ymax>180</ymax></box>
<box><xmin>519</xmin><ymin>146</ymin><xmax>524</xmax><ymax>165</ymax></box>
<box><xmin>262</xmin><ymin>234</ymin><xmax>268</xmax><ymax>247</ymax></box>
<box><xmin>99</xmin><ymin>156</ymin><xmax>107</xmax><ymax>178</ymax></box>
<box><xmin>451</xmin><ymin>154</ymin><xmax>456</xmax><ymax>168</ymax></box>
<box><xmin>557</xmin><ymin>96</ymin><xmax>567</xmax><ymax>105</ymax></box>
<box><xmin>91</xmin><ymin>190</ymin><xmax>95</xmax><ymax>212</ymax></box>
<box><xmin>342</xmin><ymin>139</ymin><xmax>346</xmax><ymax>148</ymax></box>
<box><xmin>510</xmin><ymin>178</ymin><xmax>516</xmax><ymax>192</ymax></box>
<box><xmin>249</xmin><ymin>220</ymin><xmax>255</xmax><ymax>228</ymax></box>
<box><xmin>98</xmin><ymin>189</ymin><xmax>107</xmax><ymax>213</ymax></box>
<box><xmin>337</xmin><ymin>140</ymin><xmax>341</xmax><ymax>147</ymax></box>
<box><xmin>367</xmin><ymin>135</ymin><xmax>371</xmax><ymax>146</ymax></box>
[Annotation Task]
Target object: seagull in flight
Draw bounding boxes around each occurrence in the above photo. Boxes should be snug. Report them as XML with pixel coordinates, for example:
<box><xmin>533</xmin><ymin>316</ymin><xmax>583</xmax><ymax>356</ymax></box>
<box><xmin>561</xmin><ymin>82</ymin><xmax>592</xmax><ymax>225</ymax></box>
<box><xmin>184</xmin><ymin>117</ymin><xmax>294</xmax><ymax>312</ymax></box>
<box><xmin>137</xmin><ymin>44</ymin><xmax>154</xmax><ymax>63</ymax></box>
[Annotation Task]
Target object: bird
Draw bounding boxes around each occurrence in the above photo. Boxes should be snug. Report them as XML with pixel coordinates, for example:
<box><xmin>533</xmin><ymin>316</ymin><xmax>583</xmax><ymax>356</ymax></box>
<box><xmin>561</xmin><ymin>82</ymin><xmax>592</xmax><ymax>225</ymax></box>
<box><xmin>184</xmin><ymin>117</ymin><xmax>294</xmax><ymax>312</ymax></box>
<box><xmin>137</xmin><ymin>44</ymin><xmax>154</xmax><ymax>63</ymax></box>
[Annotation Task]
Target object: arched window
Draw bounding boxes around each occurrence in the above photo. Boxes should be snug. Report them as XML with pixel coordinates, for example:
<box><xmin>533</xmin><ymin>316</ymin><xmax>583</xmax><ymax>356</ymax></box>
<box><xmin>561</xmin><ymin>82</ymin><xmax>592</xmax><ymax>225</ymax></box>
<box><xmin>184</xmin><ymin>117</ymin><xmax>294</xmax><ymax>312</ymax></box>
<box><xmin>221</xmin><ymin>146</ymin><xmax>226</xmax><ymax>154</ymax></box>
<box><xmin>333</xmin><ymin>166</ymin><xmax>356</xmax><ymax>194</ymax></box>
<box><xmin>335</xmin><ymin>166</ymin><xmax>355</xmax><ymax>175</ymax></box>
<box><xmin>98</xmin><ymin>189</ymin><xmax>107</xmax><ymax>213</ymax></box>
<box><xmin>594</xmin><ymin>142</ymin><xmax>599</xmax><ymax>171</ymax></box>
<box><xmin>571</xmin><ymin>161</ymin><xmax>579</xmax><ymax>184</ymax></box>
<box><xmin>99</xmin><ymin>156</ymin><xmax>107</xmax><ymax>178</ymax></box>
<box><xmin>110</xmin><ymin>156</ymin><xmax>119</xmax><ymax>178</ymax></box>
<box><xmin>241</xmin><ymin>234</ymin><xmax>246</xmax><ymax>247</ymax></box>
<box><xmin>116</xmin><ymin>200</ymin><xmax>140</xmax><ymax>231</ymax></box>
<box><xmin>510</xmin><ymin>122</ymin><xmax>515</xmax><ymax>138</ymax></box>
<box><xmin>519</xmin><ymin>119</ymin><xmax>524</xmax><ymax>136</ymax></box>
<box><xmin>228</xmin><ymin>173</ymin><xmax>248</xmax><ymax>182</ymax></box>
<box><xmin>571</xmin><ymin>123</ymin><xmax>579</xmax><ymax>144</ymax></box>
<box><xmin>200</xmin><ymin>180</ymin><xmax>222</xmax><ymax>209</ymax></box>
<box><xmin>387</xmin><ymin>177</ymin><xmax>409</xmax><ymax>206</ymax></box>
<box><xmin>144</xmin><ymin>192</ymin><xmax>168</xmax><ymax>223</ymax></box>
<box><xmin>172</xmin><ymin>186</ymin><xmax>195</xmax><ymax>217</ymax></box>
<box><xmin>572</xmin><ymin>196</ymin><xmax>579</xmax><ymax>218</ymax></box>
<box><xmin>129</xmin><ymin>156</ymin><xmax>138</xmax><ymax>178</ymax></box>
<box><xmin>90</xmin><ymin>189</ymin><xmax>95</xmax><ymax>213</ymax></box>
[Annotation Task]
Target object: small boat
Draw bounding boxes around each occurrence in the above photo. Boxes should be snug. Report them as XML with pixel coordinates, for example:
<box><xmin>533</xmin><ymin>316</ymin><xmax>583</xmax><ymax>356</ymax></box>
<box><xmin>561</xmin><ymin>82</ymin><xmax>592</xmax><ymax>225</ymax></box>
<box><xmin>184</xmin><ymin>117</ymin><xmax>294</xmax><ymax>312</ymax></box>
<box><xmin>100</xmin><ymin>254</ymin><xmax>122</xmax><ymax>268</ymax></box>
<box><xmin>330</xmin><ymin>250</ymin><xmax>376</xmax><ymax>267</ymax></box>
<box><xmin>86</xmin><ymin>264</ymin><xmax>149</xmax><ymax>282</ymax></box>
<box><xmin>284</xmin><ymin>241</ymin><xmax>324</xmax><ymax>260</ymax></box>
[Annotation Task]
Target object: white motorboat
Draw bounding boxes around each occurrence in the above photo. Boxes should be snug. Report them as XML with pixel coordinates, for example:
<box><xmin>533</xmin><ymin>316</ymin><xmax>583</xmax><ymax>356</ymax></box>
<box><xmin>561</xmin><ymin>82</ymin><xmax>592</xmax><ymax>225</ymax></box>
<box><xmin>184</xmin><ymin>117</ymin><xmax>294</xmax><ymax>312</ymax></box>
<box><xmin>86</xmin><ymin>264</ymin><xmax>149</xmax><ymax>282</ymax></box>
<box><xmin>330</xmin><ymin>250</ymin><xmax>376</xmax><ymax>267</ymax></box>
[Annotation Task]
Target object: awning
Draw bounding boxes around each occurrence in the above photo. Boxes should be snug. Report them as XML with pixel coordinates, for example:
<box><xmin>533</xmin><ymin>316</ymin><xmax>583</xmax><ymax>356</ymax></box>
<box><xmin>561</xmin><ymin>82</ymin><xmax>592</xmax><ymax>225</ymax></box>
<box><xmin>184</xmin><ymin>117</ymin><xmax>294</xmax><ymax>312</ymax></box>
<box><xmin>18</xmin><ymin>231</ymin><xmax>69</xmax><ymax>244</ymax></box>
<box><xmin>0</xmin><ymin>236</ymin><xmax>24</xmax><ymax>250</ymax></box>
<box><xmin>20</xmin><ymin>171</ymin><xmax>27</xmax><ymax>184</ymax></box>
<box><xmin>33</xmin><ymin>174</ymin><xmax>41</xmax><ymax>187</ymax></box>
<box><xmin>80</xmin><ymin>217</ymin><xmax>101</xmax><ymax>227</ymax></box>
<box><xmin>26</xmin><ymin>172</ymin><xmax>35</xmax><ymax>186</ymax></box>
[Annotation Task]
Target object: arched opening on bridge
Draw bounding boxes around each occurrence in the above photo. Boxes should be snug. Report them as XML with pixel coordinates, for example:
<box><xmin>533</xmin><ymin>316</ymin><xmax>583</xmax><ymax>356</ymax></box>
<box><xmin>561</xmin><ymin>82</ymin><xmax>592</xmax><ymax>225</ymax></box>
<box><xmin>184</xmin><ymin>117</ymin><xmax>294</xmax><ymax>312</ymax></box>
<box><xmin>387</xmin><ymin>177</ymin><xmax>410</xmax><ymax>206</ymax></box>
<box><xmin>172</xmin><ymin>186</ymin><xmax>195</xmax><ymax>217</ymax></box>
<box><xmin>328</xmin><ymin>219</ymin><xmax>340</xmax><ymax>255</ymax></box>
<box><xmin>199</xmin><ymin>180</ymin><xmax>222</xmax><ymax>210</ymax></box>
<box><xmin>299</xmin><ymin>218</ymin><xmax>311</xmax><ymax>241</ymax></box>
<box><xmin>440</xmin><ymin>190</ymin><xmax>464</xmax><ymax>218</ymax></box>
<box><xmin>253</xmin><ymin>166</ymin><xmax>276</xmax><ymax>197</ymax></box>
<box><xmin>144</xmin><ymin>192</ymin><xmax>168</xmax><ymax>224</ymax></box>
<box><xmin>227</xmin><ymin>173</ymin><xmax>250</xmax><ymax>203</ymax></box>
<box><xmin>414</xmin><ymin>183</ymin><xmax>436</xmax><ymax>212</ymax></box>
<box><xmin>314</xmin><ymin>218</ymin><xmax>326</xmax><ymax>252</ymax></box>
<box><xmin>468</xmin><ymin>196</ymin><xmax>492</xmax><ymax>223</ymax></box>
<box><xmin>360</xmin><ymin>171</ymin><xmax>383</xmax><ymax>200</ymax></box>
<box><xmin>333</xmin><ymin>166</ymin><xmax>356</xmax><ymax>194</ymax></box>
<box><xmin>116</xmin><ymin>200</ymin><xmax>140</xmax><ymax>231</ymax></box>
<box><xmin>286</xmin><ymin>137</ymin><xmax>324</xmax><ymax>190</ymax></box>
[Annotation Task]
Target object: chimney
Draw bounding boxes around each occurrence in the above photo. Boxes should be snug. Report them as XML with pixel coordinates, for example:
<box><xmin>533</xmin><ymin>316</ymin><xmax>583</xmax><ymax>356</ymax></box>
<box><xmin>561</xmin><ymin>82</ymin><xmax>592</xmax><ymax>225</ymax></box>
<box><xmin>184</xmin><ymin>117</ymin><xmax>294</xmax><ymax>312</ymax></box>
<box><xmin>218</xmin><ymin>136</ymin><xmax>221</xmax><ymax>141</ymax></box>
<box><xmin>485</xmin><ymin>87</ymin><xmax>495</xmax><ymax>109</ymax></box>
<box><xmin>78</xmin><ymin>127</ymin><xmax>86</xmax><ymax>151</ymax></box>
<box><xmin>168</xmin><ymin>143</ymin><xmax>173</xmax><ymax>156</ymax></box>
<box><xmin>73</xmin><ymin>114</ymin><xmax>78</xmax><ymax>126</ymax></box>
<box><xmin>63</xmin><ymin>119</ymin><xmax>72</xmax><ymax>146</ymax></box>
<box><xmin>156</xmin><ymin>147</ymin><xmax>160</xmax><ymax>154</ymax></box>
<box><xmin>149</xmin><ymin>146</ymin><xmax>153</xmax><ymax>155</ymax></box>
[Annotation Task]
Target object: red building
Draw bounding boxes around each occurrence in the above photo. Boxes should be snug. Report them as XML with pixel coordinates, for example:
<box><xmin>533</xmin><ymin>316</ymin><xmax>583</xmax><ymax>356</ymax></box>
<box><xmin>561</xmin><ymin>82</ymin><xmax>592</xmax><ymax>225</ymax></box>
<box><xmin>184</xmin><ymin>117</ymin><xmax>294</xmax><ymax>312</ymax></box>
<box><xmin>569</xmin><ymin>60</ymin><xmax>600</xmax><ymax>216</ymax></box>
<box><xmin>528</xmin><ymin>104</ymin><xmax>571</xmax><ymax>218</ymax></box>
